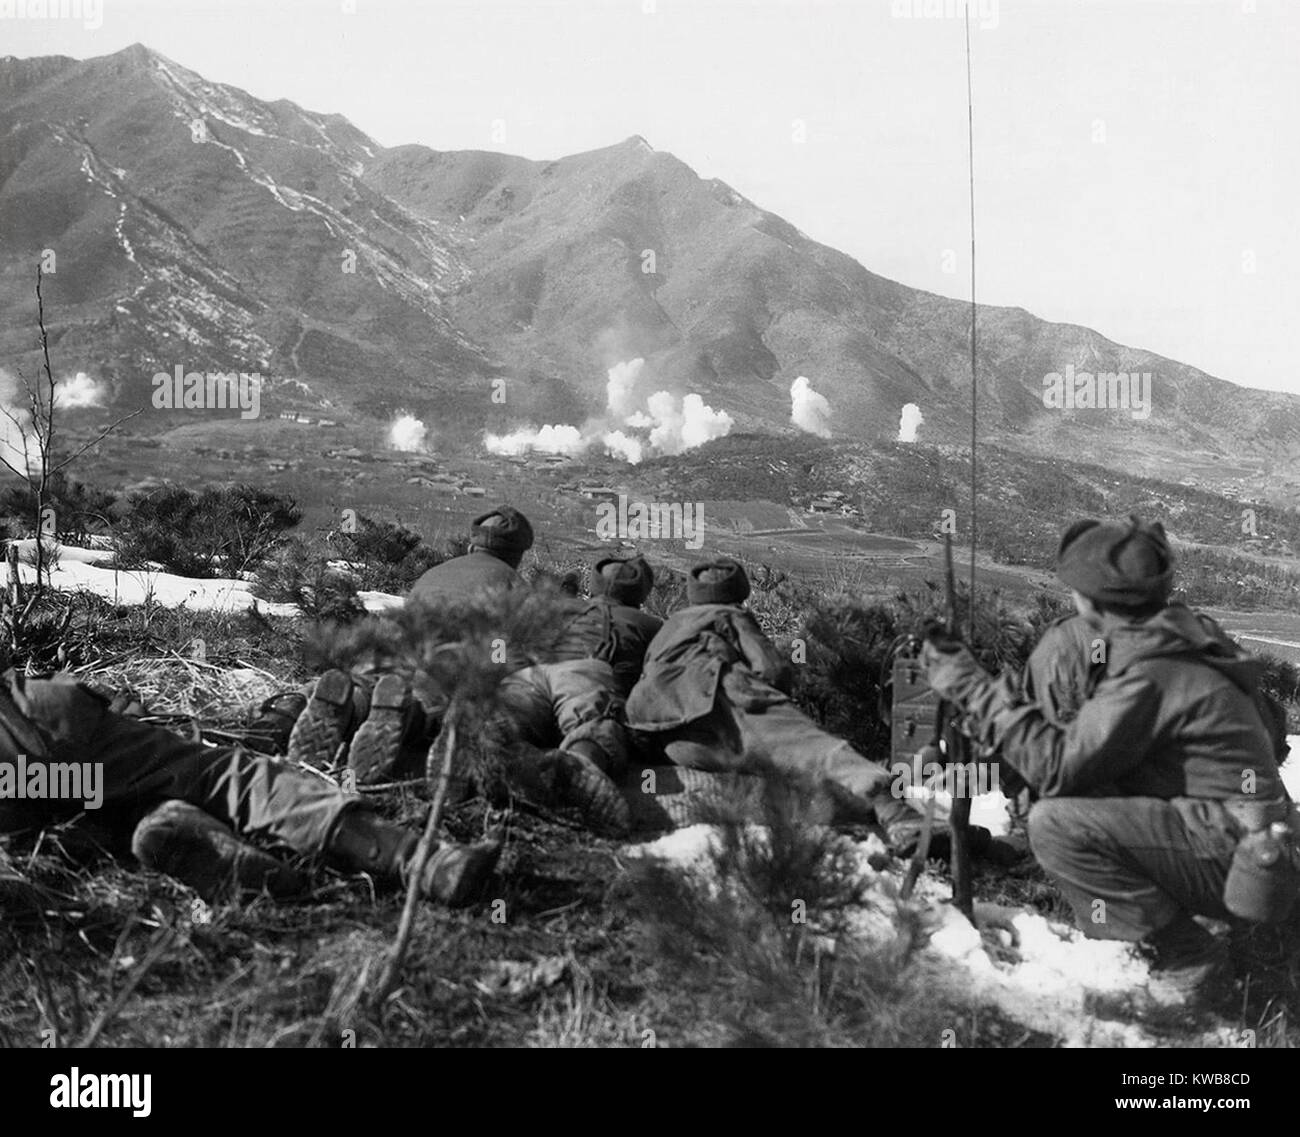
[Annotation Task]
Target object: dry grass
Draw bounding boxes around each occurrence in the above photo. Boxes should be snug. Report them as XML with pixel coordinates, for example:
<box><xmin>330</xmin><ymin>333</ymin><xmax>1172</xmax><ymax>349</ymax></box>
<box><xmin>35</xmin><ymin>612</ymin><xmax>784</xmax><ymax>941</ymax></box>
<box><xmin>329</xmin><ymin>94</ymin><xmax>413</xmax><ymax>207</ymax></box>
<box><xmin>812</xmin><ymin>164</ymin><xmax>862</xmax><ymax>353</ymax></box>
<box><xmin>2</xmin><ymin>577</ymin><xmax>1298</xmax><ymax>1048</ymax></box>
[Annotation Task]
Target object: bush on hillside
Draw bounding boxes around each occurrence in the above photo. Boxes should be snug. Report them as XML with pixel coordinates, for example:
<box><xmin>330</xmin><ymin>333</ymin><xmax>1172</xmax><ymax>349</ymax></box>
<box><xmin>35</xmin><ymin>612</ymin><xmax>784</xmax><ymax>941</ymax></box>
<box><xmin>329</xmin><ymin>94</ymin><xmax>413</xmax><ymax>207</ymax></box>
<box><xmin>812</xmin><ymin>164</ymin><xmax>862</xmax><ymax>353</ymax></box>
<box><xmin>1173</xmin><ymin>549</ymin><xmax>1300</xmax><ymax>611</ymax></box>
<box><xmin>1257</xmin><ymin>653</ymin><xmax>1300</xmax><ymax>732</ymax></box>
<box><xmin>793</xmin><ymin>584</ymin><xmax>1070</xmax><ymax>762</ymax></box>
<box><xmin>328</xmin><ymin>515</ymin><xmax>459</xmax><ymax>593</ymax></box>
<box><xmin>115</xmin><ymin>484</ymin><xmax>302</xmax><ymax>578</ymax></box>
<box><xmin>254</xmin><ymin>538</ymin><xmax>366</xmax><ymax>624</ymax></box>
<box><xmin>0</xmin><ymin>472</ymin><xmax>118</xmax><ymax>545</ymax></box>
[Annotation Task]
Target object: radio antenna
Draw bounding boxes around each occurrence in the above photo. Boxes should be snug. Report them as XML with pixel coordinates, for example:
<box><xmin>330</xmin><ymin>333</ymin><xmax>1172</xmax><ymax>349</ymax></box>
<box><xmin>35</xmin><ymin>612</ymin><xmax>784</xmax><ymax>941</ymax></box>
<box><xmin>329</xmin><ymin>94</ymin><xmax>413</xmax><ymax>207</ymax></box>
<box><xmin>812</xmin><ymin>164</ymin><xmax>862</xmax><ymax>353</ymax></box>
<box><xmin>964</xmin><ymin>0</ymin><xmax>978</xmax><ymax>640</ymax></box>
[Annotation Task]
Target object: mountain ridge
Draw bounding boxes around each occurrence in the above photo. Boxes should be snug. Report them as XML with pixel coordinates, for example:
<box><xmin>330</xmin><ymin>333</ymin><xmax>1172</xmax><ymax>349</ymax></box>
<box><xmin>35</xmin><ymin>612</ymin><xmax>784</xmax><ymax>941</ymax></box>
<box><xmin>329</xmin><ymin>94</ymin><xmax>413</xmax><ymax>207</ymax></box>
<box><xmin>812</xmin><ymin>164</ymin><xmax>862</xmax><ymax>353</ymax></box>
<box><xmin>1</xmin><ymin>43</ymin><xmax>1296</xmax><ymax>491</ymax></box>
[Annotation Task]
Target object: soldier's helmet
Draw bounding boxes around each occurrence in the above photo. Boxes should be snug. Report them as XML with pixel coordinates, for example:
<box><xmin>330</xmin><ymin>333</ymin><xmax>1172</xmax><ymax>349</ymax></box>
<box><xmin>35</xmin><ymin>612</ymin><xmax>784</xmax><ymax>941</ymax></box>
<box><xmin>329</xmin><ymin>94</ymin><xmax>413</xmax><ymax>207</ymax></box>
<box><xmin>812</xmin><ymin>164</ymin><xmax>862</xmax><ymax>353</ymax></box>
<box><xmin>687</xmin><ymin>558</ymin><xmax>750</xmax><ymax>605</ymax></box>
<box><xmin>1056</xmin><ymin>515</ymin><xmax>1174</xmax><ymax>607</ymax></box>
<box><xmin>592</xmin><ymin>555</ymin><xmax>654</xmax><ymax>607</ymax></box>
<box><xmin>470</xmin><ymin>506</ymin><xmax>534</xmax><ymax>567</ymax></box>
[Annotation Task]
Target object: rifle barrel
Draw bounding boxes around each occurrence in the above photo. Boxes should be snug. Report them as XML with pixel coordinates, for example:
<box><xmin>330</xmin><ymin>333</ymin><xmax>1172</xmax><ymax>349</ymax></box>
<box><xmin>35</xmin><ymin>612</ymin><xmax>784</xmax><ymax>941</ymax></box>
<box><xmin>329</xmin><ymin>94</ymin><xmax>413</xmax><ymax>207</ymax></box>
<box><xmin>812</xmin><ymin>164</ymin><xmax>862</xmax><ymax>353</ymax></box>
<box><xmin>943</xmin><ymin>531</ymin><xmax>958</xmax><ymax>632</ymax></box>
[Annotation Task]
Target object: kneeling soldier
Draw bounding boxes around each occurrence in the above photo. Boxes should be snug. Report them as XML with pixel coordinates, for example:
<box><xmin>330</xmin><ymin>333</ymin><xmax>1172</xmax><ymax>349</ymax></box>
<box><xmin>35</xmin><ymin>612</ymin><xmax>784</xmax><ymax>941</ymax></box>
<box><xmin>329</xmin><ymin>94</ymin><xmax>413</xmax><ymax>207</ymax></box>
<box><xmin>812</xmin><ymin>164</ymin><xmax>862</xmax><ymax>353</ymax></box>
<box><xmin>921</xmin><ymin>517</ymin><xmax>1294</xmax><ymax>1001</ymax></box>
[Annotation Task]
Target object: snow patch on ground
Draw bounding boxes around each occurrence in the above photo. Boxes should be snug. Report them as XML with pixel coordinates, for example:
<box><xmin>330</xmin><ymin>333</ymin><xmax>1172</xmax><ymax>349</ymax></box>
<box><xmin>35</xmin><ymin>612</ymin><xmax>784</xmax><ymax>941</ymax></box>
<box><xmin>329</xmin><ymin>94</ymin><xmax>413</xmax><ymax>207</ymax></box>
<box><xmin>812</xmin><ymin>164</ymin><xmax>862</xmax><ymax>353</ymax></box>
<box><xmin>630</xmin><ymin>823</ymin><xmax>1240</xmax><ymax>1048</ymax></box>
<box><xmin>902</xmin><ymin>786</ymin><xmax>1012</xmax><ymax>837</ymax></box>
<box><xmin>1282</xmin><ymin>739</ymin><xmax>1300</xmax><ymax>800</ymax></box>
<box><xmin>2</xmin><ymin>543</ymin><xmax>402</xmax><ymax>616</ymax></box>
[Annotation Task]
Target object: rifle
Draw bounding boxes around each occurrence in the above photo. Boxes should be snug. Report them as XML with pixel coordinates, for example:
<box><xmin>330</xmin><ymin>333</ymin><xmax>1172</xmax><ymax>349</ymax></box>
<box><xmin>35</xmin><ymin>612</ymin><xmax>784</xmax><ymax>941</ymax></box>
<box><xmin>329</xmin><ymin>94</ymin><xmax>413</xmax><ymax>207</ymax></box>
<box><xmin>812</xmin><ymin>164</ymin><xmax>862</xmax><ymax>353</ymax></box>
<box><xmin>893</xmin><ymin>532</ymin><xmax>973</xmax><ymax>921</ymax></box>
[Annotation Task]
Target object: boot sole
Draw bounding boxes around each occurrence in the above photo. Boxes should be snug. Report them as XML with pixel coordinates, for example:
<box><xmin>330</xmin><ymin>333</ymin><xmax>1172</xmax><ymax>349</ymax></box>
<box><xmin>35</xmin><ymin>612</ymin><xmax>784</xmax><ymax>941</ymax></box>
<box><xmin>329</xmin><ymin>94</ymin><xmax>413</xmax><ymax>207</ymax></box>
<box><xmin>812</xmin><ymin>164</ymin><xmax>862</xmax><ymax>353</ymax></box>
<box><xmin>425</xmin><ymin>840</ymin><xmax>503</xmax><ymax>907</ymax></box>
<box><xmin>348</xmin><ymin>674</ymin><xmax>411</xmax><ymax>784</ymax></box>
<box><xmin>135</xmin><ymin>804</ymin><xmax>307</xmax><ymax>903</ymax></box>
<box><xmin>557</xmin><ymin>751</ymin><xmax>632</xmax><ymax>836</ymax></box>
<box><xmin>288</xmin><ymin>670</ymin><xmax>355</xmax><ymax>770</ymax></box>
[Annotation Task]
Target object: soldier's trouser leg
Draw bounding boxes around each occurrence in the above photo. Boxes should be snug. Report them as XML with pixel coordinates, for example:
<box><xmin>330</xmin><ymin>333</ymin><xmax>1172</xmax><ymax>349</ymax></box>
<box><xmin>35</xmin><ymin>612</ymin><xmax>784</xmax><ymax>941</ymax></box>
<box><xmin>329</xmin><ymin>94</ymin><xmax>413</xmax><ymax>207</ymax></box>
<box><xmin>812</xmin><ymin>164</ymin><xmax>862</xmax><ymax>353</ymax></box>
<box><xmin>0</xmin><ymin>673</ymin><xmax>351</xmax><ymax>857</ymax></box>
<box><xmin>498</xmin><ymin>660</ymin><xmax>630</xmax><ymax>777</ymax></box>
<box><xmin>164</xmin><ymin>748</ymin><xmax>353</xmax><ymax>855</ymax></box>
<box><xmin>541</xmin><ymin>659</ymin><xmax>630</xmax><ymax>777</ymax></box>
<box><xmin>1027</xmin><ymin>796</ymin><xmax>1236</xmax><ymax>941</ymax></box>
<box><xmin>494</xmin><ymin>662</ymin><xmax>632</xmax><ymax>832</ymax></box>
<box><xmin>660</xmin><ymin>696</ymin><xmax>923</xmax><ymax>834</ymax></box>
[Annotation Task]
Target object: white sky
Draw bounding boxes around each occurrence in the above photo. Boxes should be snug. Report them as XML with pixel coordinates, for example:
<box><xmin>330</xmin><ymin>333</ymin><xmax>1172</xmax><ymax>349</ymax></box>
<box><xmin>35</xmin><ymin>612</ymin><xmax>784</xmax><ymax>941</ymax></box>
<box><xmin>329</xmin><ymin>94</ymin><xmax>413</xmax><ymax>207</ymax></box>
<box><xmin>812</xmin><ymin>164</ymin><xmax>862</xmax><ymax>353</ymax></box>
<box><xmin>5</xmin><ymin>0</ymin><xmax>1297</xmax><ymax>394</ymax></box>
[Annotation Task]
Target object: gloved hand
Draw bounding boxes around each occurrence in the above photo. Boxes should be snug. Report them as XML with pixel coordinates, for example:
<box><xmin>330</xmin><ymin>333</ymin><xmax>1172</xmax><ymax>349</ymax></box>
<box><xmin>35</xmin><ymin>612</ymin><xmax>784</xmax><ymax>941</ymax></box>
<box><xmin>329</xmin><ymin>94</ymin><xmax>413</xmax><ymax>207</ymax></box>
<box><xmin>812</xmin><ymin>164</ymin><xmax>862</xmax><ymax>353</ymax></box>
<box><xmin>920</xmin><ymin>638</ymin><xmax>990</xmax><ymax>707</ymax></box>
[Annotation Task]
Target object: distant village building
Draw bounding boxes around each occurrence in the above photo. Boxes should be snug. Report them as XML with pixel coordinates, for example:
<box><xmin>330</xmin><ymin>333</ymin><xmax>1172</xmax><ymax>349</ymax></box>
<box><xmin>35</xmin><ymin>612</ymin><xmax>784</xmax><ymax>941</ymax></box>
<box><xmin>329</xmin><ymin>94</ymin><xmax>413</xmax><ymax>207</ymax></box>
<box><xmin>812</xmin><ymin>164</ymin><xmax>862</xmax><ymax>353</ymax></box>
<box><xmin>463</xmin><ymin>486</ymin><xmax>488</xmax><ymax>497</ymax></box>
<box><xmin>578</xmin><ymin>485</ymin><xmax>619</xmax><ymax>500</ymax></box>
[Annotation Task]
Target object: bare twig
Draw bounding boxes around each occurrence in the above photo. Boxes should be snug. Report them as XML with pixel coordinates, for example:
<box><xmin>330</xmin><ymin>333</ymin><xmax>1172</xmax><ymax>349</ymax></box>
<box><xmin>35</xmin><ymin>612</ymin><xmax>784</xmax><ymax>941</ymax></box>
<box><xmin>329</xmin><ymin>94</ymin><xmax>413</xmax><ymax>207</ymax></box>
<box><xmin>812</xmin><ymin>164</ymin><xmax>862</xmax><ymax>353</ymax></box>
<box><xmin>29</xmin><ymin>955</ymin><xmax>63</xmax><ymax>1048</ymax></box>
<box><xmin>52</xmin><ymin>408</ymin><xmax>145</xmax><ymax>474</ymax></box>
<box><xmin>370</xmin><ymin>711</ymin><xmax>460</xmax><ymax>1013</ymax></box>
<box><xmin>77</xmin><ymin>921</ymin><xmax>178</xmax><ymax>1048</ymax></box>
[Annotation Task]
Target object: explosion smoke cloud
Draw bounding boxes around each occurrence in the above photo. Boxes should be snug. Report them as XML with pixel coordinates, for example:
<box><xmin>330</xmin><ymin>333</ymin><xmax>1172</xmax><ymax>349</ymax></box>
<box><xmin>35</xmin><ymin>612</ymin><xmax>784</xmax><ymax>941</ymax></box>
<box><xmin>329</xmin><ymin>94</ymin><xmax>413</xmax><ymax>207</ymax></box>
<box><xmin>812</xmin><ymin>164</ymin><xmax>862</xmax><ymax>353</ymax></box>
<box><xmin>484</xmin><ymin>358</ymin><xmax>733</xmax><ymax>465</ymax></box>
<box><xmin>484</xmin><ymin>423</ymin><xmax>586</xmax><ymax>457</ymax></box>
<box><xmin>54</xmin><ymin>372</ymin><xmax>106</xmax><ymax>409</ymax></box>
<box><xmin>389</xmin><ymin>413</ymin><xmax>428</xmax><ymax>452</ymax></box>
<box><xmin>606</xmin><ymin>358</ymin><xmax>644</xmax><ymax>420</ymax></box>
<box><xmin>790</xmin><ymin>375</ymin><xmax>832</xmax><ymax>438</ymax></box>
<box><xmin>898</xmin><ymin>403</ymin><xmax>924</xmax><ymax>443</ymax></box>
<box><xmin>0</xmin><ymin>369</ymin><xmax>107</xmax><ymax>472</ymax></box>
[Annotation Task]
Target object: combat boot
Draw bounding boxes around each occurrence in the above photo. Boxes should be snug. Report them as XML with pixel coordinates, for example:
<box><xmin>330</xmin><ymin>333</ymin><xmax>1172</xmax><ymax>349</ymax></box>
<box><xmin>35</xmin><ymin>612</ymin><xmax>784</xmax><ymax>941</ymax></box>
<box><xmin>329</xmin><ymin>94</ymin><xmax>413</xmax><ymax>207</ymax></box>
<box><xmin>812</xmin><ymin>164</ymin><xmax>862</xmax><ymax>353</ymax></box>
<box><xmin>131</xmin><ymin>801</ymin><xmax>307</xmax><ymax>903</ymax></box>
<box><xmin>347</xmin><ymin>673</ymin><xmax>415</xmax><ymax>785</ymax></box>
<box><xmin>245</xmin><ymin>691</ymin><xmax>308</xmax><ymax>755</ymax></box>
<box><xmin>417</xmin><ymin>841</ymin><xmax>504</xmax><ymax>907</ymax></box>
<box><xmin>324</xmin><ymin>807</ymin><xmax>500</xmax><ymax>908</ymax></box>
<box><xmin>1141</xmin><ymin>913</ymin><xmax>1231</xmax><ymax>1006</ymax></box>
<box><xmin>541</xmin><ymin>741</ymin><xmax>632</xmax><ymax>836</ymax></box>
<box><xmin>288</xmin><ymin>670</ymin><xmax>366</xmax><ymax>768</ymax></box>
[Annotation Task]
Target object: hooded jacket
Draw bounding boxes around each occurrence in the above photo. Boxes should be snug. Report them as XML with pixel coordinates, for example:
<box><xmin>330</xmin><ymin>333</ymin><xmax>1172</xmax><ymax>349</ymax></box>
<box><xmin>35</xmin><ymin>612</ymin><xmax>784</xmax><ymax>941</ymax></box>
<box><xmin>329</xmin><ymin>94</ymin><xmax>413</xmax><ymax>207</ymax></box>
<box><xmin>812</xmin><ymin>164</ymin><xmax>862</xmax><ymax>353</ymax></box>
<box><xmin>980</xmin><ymin>604</ymin><xmax>1284</xmax><ymax>801</ymax></box>
<box><xmin>625</xmin><ymin>603</ymin><xmax>794</xmax><ymax>732</ymax></box>
<box><xmin>1021</xmin><ymin>614</ymin><xmax>1106</xmax><ymax>726</ymax></box>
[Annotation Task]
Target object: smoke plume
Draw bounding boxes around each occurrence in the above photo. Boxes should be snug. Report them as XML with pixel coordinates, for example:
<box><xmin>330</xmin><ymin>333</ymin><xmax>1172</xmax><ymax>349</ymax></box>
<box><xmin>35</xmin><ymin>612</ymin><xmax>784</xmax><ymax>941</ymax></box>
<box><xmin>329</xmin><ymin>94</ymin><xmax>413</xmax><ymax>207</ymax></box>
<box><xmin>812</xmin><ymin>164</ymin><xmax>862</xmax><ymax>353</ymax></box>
<box><xmin>388</xmin><ymin>413</ymin><xmax>428</xmax><ymax>452</ymax></box>
<box><xmin>606</xmin><ymin>358</ymin><xmax>644</xmax><ymax>420</ymax></box>
<box><xmin>55</xmin><ymin>371</ymin><xmax>106</xmax><ymax>409</ymax></box>
<box><xmin>790</xmin><ymin>375</ymin><xmax>832</xmax><ymax>438</ymax></box>
<box><xmin>601</xmin><ymin>430</ymin><xmax>644</xmax><ymax>464</ymax></box>
<box><xmin>898</xmin><ymin>403</ymin><xmax>924</xmax><ymax>443</ymax></box>
<box><xmin>484</xmin><ymin>423</ymin><xmax>585</xmax><ymax>457</ymax></box>
<box><xmin>0</xmin><ymin>369</ymin><xmax>107</xmax><ymax>471</ymax></box>
<box><xmin>483</xmin><ymin>357</ymin><xmax>733</xmax><ymax>465</ymax></box>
